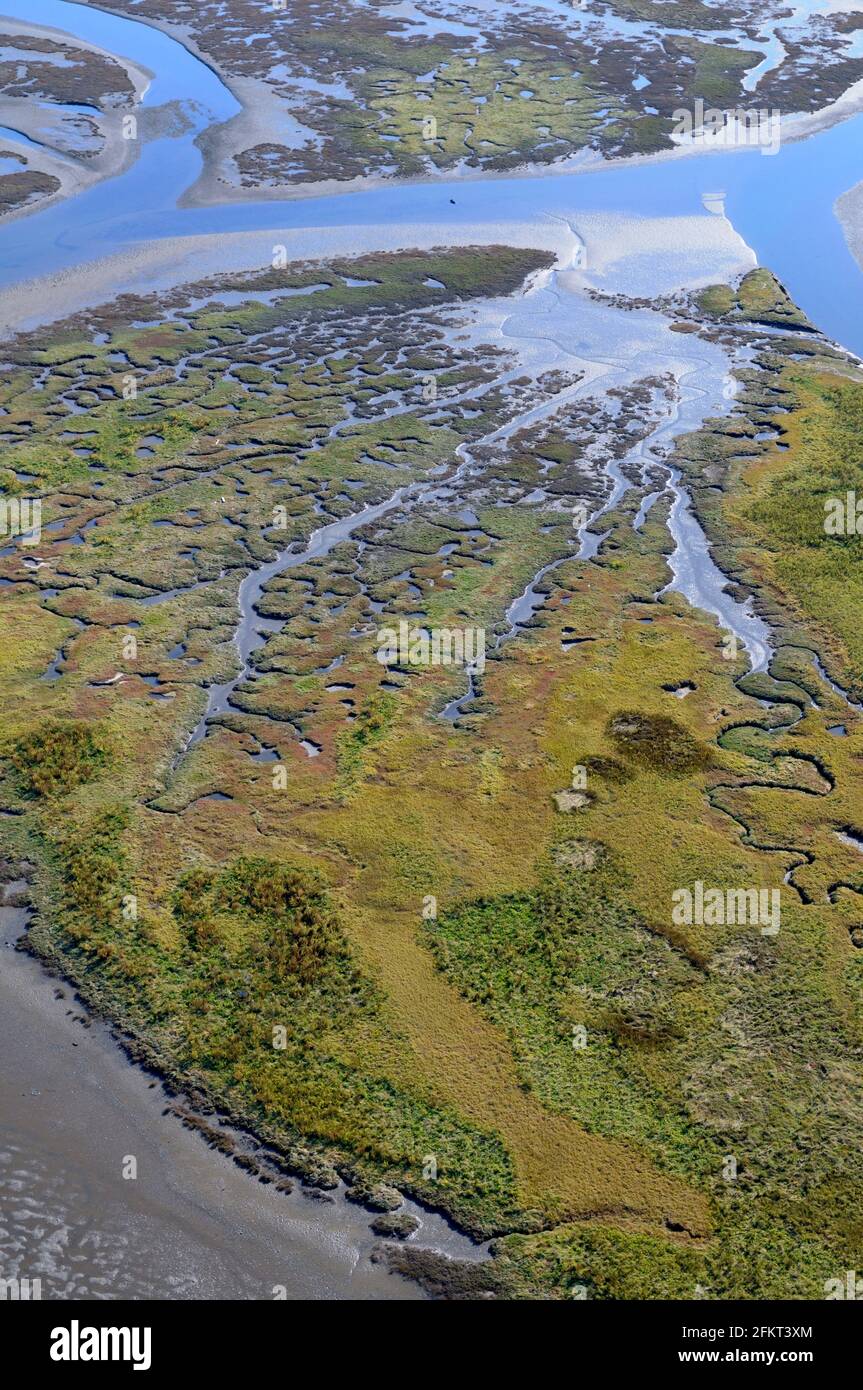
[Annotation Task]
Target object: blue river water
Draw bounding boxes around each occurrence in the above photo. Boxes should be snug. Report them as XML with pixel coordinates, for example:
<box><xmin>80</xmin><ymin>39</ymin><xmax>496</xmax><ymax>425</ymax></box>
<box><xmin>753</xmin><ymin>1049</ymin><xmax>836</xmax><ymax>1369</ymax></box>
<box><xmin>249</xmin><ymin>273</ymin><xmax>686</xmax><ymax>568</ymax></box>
<box><xmin>0</xmin><ymin>0</ymin><xmax>862</xmax><ymax>355</ymax></box>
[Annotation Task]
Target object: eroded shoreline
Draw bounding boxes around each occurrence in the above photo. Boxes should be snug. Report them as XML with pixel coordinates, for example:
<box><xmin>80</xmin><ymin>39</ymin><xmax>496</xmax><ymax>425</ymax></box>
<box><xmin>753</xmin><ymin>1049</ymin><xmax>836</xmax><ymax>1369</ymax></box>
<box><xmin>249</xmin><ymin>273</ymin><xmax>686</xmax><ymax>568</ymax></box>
<box><xmin>0</xmin><ymin>903</ymin><xmax>456</xmax><ymax>1299</ymax></box>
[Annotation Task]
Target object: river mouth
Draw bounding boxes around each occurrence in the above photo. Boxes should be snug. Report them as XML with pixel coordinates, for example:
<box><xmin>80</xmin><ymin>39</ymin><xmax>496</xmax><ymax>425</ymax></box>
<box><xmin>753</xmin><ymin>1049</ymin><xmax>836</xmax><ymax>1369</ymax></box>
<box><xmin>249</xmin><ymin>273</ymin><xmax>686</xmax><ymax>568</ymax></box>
<box><xmin>1</xmin><ymin>2</ymin><xmax>863</xmax><ymax>356</ymax></box>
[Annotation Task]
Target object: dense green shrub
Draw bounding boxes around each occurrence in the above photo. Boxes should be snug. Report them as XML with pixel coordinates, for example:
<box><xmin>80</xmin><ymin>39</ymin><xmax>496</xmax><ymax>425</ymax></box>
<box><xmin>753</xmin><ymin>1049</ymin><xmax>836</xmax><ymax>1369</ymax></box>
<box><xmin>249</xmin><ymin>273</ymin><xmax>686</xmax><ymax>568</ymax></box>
<box><xmin>11</xmin><ymin>720</ymin><xmax>108</xmax><ymax>798</ymax></box>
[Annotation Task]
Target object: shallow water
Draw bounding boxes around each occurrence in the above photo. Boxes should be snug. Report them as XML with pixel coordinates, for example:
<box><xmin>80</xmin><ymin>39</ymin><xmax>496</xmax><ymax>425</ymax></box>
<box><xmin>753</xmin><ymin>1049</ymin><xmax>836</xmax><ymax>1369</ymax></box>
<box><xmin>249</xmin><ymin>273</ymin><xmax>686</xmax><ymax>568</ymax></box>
<box><xmin>0</xmin><ymin>902</ymin><xmax>485</xmax><ymax>1299</ymax></box>
<box><xmin>2</xmin><ymin>1</ymin><xmax>863</xmax><ymax>355</ymax></box>
<box><xmin>184</xmin><ymin>489</ymin><xmax>410</xmax><ymax>751</ymax></box>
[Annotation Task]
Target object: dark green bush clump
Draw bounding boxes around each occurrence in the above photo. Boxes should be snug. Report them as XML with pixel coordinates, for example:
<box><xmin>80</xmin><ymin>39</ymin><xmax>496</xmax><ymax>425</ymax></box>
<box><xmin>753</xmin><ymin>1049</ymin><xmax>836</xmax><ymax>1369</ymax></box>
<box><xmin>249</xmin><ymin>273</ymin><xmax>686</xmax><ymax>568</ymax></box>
<box><xmin>607</xmin><ymin>710</ymin><xmax>710</xmax><ymax>774</ymax></box>
<box><xmin>11</xmin><ymin>720</ymin><xmax>109</xmax><ymax>797</ymax></box>
<box><xmin>174</xmin><ymin>855</ymin><xmax>344</xmax><ymax>982</ymax></box>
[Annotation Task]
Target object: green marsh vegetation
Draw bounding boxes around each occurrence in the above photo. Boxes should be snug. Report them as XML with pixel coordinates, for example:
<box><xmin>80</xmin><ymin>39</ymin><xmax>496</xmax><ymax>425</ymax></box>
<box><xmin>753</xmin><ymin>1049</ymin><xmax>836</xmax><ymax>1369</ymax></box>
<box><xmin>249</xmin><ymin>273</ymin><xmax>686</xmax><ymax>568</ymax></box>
<box><xmin>5</xmin><ymin>248</ymin><xmax>863</xmax><ymax>1296</ymax></box>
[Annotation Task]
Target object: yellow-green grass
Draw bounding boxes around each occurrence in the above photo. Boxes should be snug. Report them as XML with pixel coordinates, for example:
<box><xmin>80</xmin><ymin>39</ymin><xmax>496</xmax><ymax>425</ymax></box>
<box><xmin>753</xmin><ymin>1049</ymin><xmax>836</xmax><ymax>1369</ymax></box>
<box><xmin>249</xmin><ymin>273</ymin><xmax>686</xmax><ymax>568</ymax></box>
<box><xmin>8</xmin><ymin>253</ymin><xmax>863</xmax><ymax>1295</ymax></box>
<box><xmin>719</xmin><ymin>364</ymin><xmax>863</xmax><ymax>694</ymax></box>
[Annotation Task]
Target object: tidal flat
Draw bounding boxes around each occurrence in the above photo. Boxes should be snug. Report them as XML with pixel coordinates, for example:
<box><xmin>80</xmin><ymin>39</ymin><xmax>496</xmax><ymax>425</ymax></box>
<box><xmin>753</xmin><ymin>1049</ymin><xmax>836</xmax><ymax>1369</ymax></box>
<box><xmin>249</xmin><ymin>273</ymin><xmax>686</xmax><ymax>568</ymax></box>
<box><xmin>83</xmin><ymin>1</ymin><xmax>863</xmax><ymax>197</ymax></box>
<box><xmin>0</xmin><ymin>13</ymin><xmax>149</xmax><ymax>221</ymax></box>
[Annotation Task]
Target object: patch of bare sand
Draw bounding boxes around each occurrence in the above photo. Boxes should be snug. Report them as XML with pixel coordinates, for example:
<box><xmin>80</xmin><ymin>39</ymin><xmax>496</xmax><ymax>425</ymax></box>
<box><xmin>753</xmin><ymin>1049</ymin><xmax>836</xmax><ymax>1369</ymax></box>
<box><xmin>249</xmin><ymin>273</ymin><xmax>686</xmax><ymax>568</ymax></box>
<box><xmin>836</xmin><ymin>179</ymin><xmax>863</xmax><ymax>275</ymax></box>
<box><xmin>0</xmin><ymin>207</ymin><xmax>751</xmax><ymax>340</ymax></box>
